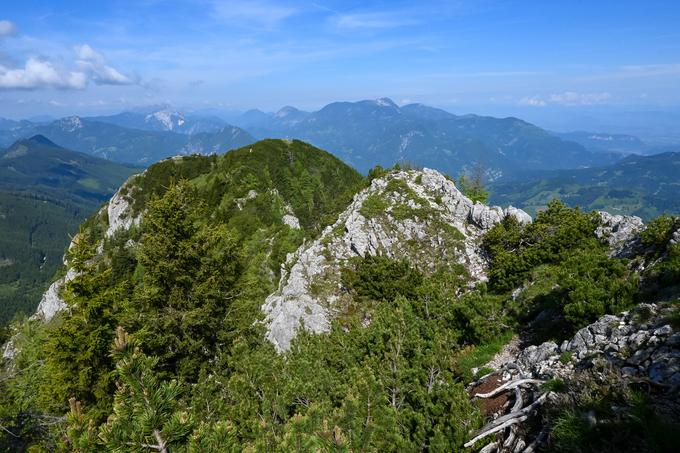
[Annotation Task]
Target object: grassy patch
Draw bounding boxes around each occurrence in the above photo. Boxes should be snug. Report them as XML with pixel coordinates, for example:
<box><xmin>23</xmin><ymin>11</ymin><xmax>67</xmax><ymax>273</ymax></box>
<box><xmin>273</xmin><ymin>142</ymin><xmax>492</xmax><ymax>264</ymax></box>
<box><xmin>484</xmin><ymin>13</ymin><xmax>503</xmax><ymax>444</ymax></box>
<box><xmin>559</xmin><ymin>351</ymin><xmax>573</xmax><ymax>364</ymax></box>
<box><xmin>359</xmin><ymin>193</ymin><xmax>390</xmax><ymax>218</ymax></box>
<box><xmin>542</xmin><ymin>378</ymin><xmax>567</xmax><ymax>392</ymax></box>
<box><xmin>454</xmin><ymin>330</ymin><xmax>515</xmax><ymax>382</ymax></box>
<box><xmin>390</xmin><ymin>203</ymin><xmax>431</xmax><ymax>221</ymax></box>
<box><xmin>385</xmin><ymin>177</ymin><xmax>411</xmax><ymax>194</ymax></box>
<box><xmin>78</xmin><ymin>177</ymin><xmax>101</xmax><ymax>190</ymax></box>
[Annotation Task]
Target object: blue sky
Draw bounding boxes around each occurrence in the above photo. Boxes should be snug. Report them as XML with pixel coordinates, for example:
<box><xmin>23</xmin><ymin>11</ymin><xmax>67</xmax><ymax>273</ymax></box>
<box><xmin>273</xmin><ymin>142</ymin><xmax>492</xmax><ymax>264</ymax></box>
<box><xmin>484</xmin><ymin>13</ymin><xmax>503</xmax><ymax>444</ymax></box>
<box><xmin>1</xmin><ymin>0</ymin><xmax>679</xmax><ymax>120</ymax></box>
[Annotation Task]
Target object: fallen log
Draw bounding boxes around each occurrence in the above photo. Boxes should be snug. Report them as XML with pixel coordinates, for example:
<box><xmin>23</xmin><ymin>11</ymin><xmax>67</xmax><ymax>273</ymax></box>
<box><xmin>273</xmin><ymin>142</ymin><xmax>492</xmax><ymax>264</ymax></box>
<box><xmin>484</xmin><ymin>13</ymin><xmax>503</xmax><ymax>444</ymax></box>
<box><xmin>465</xmin><ymin>392</ymin><xmax>549</xmax><ymax>448</ymax></box>
<box><xmin>474</xmin><ymin>379</ymin><xmax>544</xmax><ymax>399</ymax></box>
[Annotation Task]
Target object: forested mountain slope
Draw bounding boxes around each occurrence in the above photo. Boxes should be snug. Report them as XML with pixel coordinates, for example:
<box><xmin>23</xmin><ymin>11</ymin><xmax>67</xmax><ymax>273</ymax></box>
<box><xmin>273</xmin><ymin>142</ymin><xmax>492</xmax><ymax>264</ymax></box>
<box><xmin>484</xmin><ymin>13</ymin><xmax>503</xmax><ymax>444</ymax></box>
<box><xmin>0</xmin><ymin>136</ymin><xmax>137</xmax><ymax>326</ymax></box>
<box><xmin>1</xmin><ymin>139</ymin><xmax>678</xmax><ymax>452</ymax></box>
<box><xmin>490</xmin><ymin>151</ymin><xmax>680</xmax><ymax>220</ymax></box>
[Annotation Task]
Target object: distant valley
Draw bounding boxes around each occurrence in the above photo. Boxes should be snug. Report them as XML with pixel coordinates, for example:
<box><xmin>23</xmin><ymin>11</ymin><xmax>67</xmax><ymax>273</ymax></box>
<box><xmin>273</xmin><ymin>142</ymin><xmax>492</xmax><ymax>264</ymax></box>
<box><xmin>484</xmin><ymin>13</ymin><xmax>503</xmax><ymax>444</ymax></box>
<box><xmin>0</xmin><ymin>136</ymin><xmax>137</xmax><ymax>324</ymax></box>
<box><xmin>490</xmin><ymin>151</ymin><xmax>680</xmax><ymax>220</ymax></box>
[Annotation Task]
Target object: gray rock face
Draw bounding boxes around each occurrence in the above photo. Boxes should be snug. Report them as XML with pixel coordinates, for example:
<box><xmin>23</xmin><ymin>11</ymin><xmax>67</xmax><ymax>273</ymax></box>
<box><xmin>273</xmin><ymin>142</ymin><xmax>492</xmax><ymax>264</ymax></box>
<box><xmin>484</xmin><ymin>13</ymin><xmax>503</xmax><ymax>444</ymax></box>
<box><xmin>41</xmin><ymin>178</ymin><xmax>143</xmax><ymax>319</ymax></box>
<box><xmin>32</xmin><ymin>268</ymin><xmax>79</xmax><ymax>323</ymax></box>
<box><xmin>596</xmin><ymin>211</ymin><xmax>644</xmax><ymax>257</ymax></box>
<box><xmin>1</xmin><ymin>336</ymin><xmax>16</xmax><ymax>361</ymax></box>
<box><xmin>235</xmin><ymin>189</ymin><xmax>258</xmax><ymax>210</ymax></box>
<box><xmin>505</xmin><ymin>205</ymin><xmax>533</xmax><ymax>225</ymax></box>
<box><xmin>469</xmin><ymin>203</ymin><xmax>504</xmax><ymax>230</ymax></box>
<box><xmin>262</xmin><ymin>168</ymin><xmax>532</xmax><ymax>352</ymax></box>
<box><xmin>106</xmin><ymin>179</ymin><xmax>142</xmax><ymax>238</ymax></box>
<box><xmin>517</xmin><ymin>342</ymin><xmax>558</xmax><ymax>376</ymax></box>
<box><xmin>282</xmin><ymin>214</ymin><xmax>301</xmax><ymax>230</ymax></box>
<box><xmin>670</xmin><ymin>228</ymin><xmax>680</xmax><ymax>246</ymax></box>
<box><xmin>503</xmin><ymin>304</ymin><xmax>679</xmax><ymax>386</ymax></box>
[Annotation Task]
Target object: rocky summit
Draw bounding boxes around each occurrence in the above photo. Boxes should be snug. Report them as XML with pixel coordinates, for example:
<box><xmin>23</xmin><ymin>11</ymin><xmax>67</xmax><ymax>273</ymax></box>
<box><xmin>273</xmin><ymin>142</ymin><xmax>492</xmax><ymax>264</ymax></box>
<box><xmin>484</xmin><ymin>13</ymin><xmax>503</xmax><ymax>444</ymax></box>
<box><xmin>263</xmin><ymin>168</ymin><xmax>531</xmax><ymax>351</ymax></box>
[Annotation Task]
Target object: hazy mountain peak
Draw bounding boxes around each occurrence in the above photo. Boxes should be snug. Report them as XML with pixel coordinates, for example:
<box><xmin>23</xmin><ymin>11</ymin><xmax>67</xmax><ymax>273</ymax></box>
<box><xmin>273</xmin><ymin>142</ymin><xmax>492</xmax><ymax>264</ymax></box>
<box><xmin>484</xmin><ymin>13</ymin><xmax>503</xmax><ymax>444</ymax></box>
<box><xmin>243</xmin><ymin>108</ymin><xmax>268</xmax><ymax>115</ymax></box>
<box><xmin>58</xmin><ymin>116</ymin><xmax>84</xmax><ymax>132</ymax></box>
<box><xmin>2</xmin><ymin>135</ymin><xmax>61</xmax><ymax>159</ymax></box>
<box><xmin>373</xmin><ymin>97</ymin><xmax>398</xmax><ymax>108</ymax></box>
<box><xmin>145</xmin><ymin>109</ymin><xmax>185</xmax><ymax>131</ymax></box>
<box><xmin>275</xmin><ymin>106</ymin><xmax>301</xmax><ymax>118</ymax></box>
<box><xmin>24</xmin><ymin>134</ymin><xmax>60</xmax><ymax>147</ymax></box>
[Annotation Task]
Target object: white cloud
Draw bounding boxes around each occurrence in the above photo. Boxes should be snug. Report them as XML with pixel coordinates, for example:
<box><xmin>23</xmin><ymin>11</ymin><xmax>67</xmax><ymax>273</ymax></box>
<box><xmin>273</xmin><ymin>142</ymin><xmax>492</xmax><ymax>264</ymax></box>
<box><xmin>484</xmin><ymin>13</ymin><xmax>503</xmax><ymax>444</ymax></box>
<box><xmin>549</xmin><ymin>91</ymin><xmax>611</xmax><ymax>105</ymax></box>
<box><xmin>212</xmin><ymin>1</ymin><xmax>297</xmax><ymax>27</ymax></box>
<box><xmin>0</xmin><ymin>20</ymin><xmax>17</xmax><ymax>37</ymax></box>
<box><xmin>75</xmin><ymin>44</ymin><xmax>134</xmax><ymax>85</ymax></box>
<box><xmin>0</xmin><ymin>44</ymin><xmax>133</xmax><ymax>90</ymax></box>
<box><xmin>519</xmin><ymin>96</ymin><xmax>546</xmax><ymax>106</ymax></box>
<box><xmin>0</xmin><ymin>58</ymin><xmax>87</xmax><ymax>90</ymax></box>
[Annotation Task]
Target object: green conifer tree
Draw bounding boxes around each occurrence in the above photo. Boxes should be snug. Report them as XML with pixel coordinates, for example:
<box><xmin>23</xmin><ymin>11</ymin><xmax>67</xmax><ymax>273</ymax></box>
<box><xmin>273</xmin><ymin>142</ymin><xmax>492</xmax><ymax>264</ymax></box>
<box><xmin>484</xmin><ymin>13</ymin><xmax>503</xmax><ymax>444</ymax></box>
<box><xmin>98</xmin><ymin>327</ymin><xmax>194</xmax><ymax>452</ymax></box>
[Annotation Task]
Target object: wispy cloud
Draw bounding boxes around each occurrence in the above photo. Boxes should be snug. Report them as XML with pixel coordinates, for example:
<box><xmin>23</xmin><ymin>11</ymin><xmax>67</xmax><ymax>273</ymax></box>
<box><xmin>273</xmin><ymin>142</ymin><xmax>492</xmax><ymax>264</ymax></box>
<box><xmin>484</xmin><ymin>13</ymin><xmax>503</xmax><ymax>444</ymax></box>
<box><xmin>519</xmin><ymin>96</ymin><xmax>546</xmax><ymax>106</ymax></box>
<box><xmin>575</xmin><ymin>63</ymin><xmax>680</xmax><ymax>83</ymax></box>
<box><xmin>519</xmin><ymin>91</ymin><xmax>611</xmax><ymax>107</ymax></box>
<box><xmin>0</xmin><ymin>20</ymin><xmax>17</xmax><ymax>37</ymax></box>
<box><xmin>332</xmin><ymin>12</ymin><xmax>419</xmax><ymax>30</ymax></box>
<box><xmin>619</xmin><ymin>63</ymin><xmax>680</xmax><ymax>77</ymax></box>
<box><xmin>211</xmin><ymin>0</ymin><xmax>298</xmax><ymax>27</ymax></box>
<box><xmin>549</xmin><ymin>91</ymin><xmax>611</xmax><ymax>105</ymax></box>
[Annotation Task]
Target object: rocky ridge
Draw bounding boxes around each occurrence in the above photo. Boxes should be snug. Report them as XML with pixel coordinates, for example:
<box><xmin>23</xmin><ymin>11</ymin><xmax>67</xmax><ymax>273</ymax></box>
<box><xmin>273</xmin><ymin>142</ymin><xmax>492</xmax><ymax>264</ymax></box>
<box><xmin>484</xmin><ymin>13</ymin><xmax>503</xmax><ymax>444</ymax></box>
<box><xmin>262</xmin><ymin>168</ymin><xmax>531</xmax><ymax>352</ymax></box>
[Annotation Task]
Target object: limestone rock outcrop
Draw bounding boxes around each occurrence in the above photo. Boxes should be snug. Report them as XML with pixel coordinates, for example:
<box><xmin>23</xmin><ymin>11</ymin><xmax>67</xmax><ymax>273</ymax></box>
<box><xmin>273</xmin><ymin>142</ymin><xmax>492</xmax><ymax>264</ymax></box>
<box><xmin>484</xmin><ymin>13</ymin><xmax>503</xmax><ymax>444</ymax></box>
<box><xmin>596</xmin><ymin>211</ymin><xmax>645</xmax><ymax>257</ymax></box>
<box><xmin>105</xmin><ymin>176</ymin><xmax>143</xmax><ymax>238</ymax></box>
<box><xmin>262</xmin><ymin>168</ymin><xmax>532</xmax><ymax>352</ymax></box>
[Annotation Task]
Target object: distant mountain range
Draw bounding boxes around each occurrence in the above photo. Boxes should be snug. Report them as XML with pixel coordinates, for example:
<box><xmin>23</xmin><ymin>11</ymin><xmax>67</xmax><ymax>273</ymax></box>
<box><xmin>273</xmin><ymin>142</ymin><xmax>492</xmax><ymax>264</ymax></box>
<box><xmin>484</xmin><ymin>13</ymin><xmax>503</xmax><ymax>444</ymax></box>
<box><xmin>91</xmin><ymin>107</ymin><xmax>227</xmax><ymax>134</ymax></box>
<box><xmin>1</xmin><ymin>100</ymin><xmax>626</xmax><ymax>176</ymax></box>
<box><xmin>0</xmin><ymin>113</ymin><xmax>255</xmax><ymax>165</ymax></box>
<box><xmin>489</xmin><ymin>151</ymin><xmax>680</xmax><ymax>220</ymax></box>
<box><xmin>229</xmin><ymin>98</ymin><xmax>620</xmax><ymax>178</ymax></box>
<box><xmin>0</xmin><ymin>136</ymin><xmax>137</xmax><ymax>324</ymax></box>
